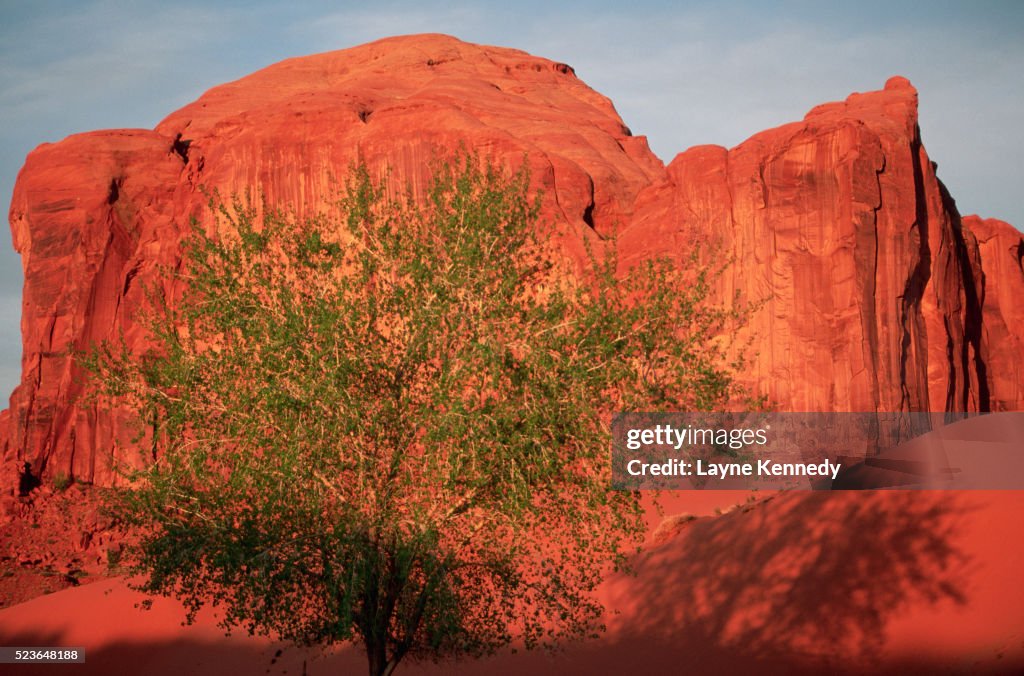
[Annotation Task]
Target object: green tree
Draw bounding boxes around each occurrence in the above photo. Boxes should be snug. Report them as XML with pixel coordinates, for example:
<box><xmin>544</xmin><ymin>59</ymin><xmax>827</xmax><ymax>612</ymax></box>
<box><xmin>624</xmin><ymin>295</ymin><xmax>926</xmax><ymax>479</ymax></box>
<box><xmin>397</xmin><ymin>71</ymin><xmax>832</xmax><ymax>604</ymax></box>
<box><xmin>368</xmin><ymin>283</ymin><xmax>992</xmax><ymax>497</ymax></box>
<box><xmin>87</xmin><ymin>154</ymin><xmax>740</xmax><ymax>676</ymax></box>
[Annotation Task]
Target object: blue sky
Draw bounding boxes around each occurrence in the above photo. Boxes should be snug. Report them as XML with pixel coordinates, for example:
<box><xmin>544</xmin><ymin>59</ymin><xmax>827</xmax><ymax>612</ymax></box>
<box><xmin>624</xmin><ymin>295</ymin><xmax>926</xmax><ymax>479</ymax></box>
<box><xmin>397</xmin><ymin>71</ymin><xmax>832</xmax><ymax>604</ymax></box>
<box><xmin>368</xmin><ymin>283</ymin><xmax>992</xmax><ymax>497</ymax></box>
<box><xmin>1</xmin><ymin>0</ymin><xmax>1022</xmax><ymax>400</ymax></box>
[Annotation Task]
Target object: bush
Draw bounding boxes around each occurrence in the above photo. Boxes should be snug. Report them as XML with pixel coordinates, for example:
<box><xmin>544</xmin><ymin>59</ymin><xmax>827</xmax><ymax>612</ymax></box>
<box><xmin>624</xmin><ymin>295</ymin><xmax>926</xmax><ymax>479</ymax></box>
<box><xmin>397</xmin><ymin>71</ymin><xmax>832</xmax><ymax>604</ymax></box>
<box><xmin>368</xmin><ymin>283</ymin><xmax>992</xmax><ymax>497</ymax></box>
<box><xmin>52</xmin><ymin>472</ymin><xmax>71</xmax><ymax>492</ymax></box>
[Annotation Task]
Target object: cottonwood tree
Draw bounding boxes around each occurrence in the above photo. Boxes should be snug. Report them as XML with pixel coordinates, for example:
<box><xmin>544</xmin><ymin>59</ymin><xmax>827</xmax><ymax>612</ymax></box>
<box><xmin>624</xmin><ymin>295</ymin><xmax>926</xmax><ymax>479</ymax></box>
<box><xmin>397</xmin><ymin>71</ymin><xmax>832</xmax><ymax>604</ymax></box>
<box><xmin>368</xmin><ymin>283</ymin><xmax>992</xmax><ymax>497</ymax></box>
<box><xmin>87</xmin><ymin>154</ymin><xmax>741</xmax><ymax>676</ymax></box>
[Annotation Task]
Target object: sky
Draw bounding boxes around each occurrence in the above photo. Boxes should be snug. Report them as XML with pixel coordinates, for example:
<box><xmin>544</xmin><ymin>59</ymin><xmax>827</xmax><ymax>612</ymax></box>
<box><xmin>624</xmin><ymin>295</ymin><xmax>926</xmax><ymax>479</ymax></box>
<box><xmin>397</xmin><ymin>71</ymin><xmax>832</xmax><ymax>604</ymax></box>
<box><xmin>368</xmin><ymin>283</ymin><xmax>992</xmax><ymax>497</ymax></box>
<box><xmin>0</xmin><ymin>0</ymin><xmax>1022</xmax><ymax>401</ymax></box>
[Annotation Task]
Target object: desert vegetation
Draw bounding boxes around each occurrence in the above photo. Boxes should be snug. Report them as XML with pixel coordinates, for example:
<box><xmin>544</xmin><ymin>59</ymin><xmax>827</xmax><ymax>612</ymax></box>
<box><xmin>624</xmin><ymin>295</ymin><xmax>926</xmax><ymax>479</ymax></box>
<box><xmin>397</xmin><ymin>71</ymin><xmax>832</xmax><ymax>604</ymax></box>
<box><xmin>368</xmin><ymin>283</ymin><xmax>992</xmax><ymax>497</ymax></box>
<box><xmin>85</xmin><ymin>154</ymin><xmax>742</xmax><ymax>676</ymax></box>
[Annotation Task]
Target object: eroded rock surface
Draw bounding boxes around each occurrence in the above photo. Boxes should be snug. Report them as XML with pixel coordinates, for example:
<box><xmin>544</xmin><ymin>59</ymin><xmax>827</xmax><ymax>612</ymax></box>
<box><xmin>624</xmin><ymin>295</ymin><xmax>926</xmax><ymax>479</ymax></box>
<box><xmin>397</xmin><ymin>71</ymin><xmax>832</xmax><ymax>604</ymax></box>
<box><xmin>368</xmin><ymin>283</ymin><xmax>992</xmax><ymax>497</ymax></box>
<box><xmin>623</xmin><ymin>76</ymin><xmax>1006</xmax><ymax>413</ymax></box>
<box><xmin>3</xmin><ymin>35</ymin><xmax>1021</xmax><ymax>495</ymax></box>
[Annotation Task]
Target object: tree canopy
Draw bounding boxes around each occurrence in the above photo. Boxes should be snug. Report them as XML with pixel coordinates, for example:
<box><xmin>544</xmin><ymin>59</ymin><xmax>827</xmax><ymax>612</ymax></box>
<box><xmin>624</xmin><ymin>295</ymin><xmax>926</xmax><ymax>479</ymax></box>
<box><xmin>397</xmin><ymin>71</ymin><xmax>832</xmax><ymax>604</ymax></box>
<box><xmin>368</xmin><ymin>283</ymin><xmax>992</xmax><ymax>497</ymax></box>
<box><xmin>86</xmin><ymin>154</ymin><xmax>742</xmax><ymax>676</ymax></box>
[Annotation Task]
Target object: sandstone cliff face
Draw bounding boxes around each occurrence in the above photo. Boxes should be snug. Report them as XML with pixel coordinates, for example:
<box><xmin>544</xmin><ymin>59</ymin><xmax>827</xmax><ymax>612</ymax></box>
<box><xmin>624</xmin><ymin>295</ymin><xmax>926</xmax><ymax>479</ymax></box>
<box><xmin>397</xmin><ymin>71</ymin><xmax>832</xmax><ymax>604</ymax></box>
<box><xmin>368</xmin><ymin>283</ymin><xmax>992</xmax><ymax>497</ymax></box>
<box><xmin>6</xmin><ymin>131</ymin><xmax>184</xmax><ymax>492</ymax></box>
<box><xmin>3</xmin><ymin>35</ymin><xmax>661</xmax><ymax>489</ymax></box>
<box><xmin>964</xmin><ymin>215</ymin><xmax>1024</xmax><ymax>411</ymax></box>
<box><xmin>622</xmin><ymin>76</ymin><xmax>999</xmax><ymax>413</ymax></box>
<box><xmin>3</xmin><ymin>35</ymin><xmax>1021</xmax><ymax>491</ymax></box>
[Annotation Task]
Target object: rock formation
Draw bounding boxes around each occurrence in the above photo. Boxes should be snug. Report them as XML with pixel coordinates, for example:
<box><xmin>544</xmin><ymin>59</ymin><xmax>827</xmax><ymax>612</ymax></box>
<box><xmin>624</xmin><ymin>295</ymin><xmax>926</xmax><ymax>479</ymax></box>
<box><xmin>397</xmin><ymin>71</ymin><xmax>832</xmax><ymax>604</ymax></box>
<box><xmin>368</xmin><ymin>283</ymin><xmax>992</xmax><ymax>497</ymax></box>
<box><xmin>3</xmin><ymin>34</ymin><xmax>1022</xmax><ymax>494</ymax></box>
<box><xmin>964</xmin><ymin>215</ymin><xmax>1024</xmax><ymax>411</ymax></box>
<box><xmin>622</xmin><ymin>76</ymin><xmax>1010</xmax><ymax>414</ymax></box>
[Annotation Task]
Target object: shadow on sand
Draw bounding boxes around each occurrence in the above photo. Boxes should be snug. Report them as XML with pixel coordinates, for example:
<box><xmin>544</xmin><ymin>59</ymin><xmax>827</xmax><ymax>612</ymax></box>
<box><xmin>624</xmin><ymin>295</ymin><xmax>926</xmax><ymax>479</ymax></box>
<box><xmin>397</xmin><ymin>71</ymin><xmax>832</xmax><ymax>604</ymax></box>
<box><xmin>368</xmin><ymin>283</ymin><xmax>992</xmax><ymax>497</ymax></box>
<box><xmin>3</xmin><ymin>491</ymin><xmax>1019</xmax><ymax>675</ymax></box>
<box><xmin>591</xmin><ymin>490</ymin><xmax>991</xmax><ymax>675</ymax></box>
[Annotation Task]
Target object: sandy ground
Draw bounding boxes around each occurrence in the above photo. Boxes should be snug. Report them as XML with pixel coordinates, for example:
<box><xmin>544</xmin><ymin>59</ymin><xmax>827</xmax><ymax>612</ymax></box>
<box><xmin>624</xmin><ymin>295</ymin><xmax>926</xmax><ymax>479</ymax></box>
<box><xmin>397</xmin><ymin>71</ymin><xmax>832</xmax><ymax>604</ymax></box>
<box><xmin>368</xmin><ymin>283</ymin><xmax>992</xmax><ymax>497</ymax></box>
<box><xmin>1</xmin><ymin>414</ymin><xmax>1023</xmax><ymax>674</ymax></box>
<box><xmin>0</xmin><ymin>488</ymin><xmax>1021</xmax><ymax>675</ymax></box>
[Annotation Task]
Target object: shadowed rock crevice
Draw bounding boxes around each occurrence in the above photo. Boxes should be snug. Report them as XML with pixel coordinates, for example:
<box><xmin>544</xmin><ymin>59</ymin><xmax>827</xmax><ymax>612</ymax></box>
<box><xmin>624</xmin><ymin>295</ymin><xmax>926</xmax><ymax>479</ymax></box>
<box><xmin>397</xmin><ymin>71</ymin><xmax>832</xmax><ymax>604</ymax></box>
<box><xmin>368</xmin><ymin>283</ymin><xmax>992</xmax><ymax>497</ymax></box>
<box><xmin>121</xmin><ymin>266</ymin><xmax>139</xmax><ymax>297</ymax></box>
<box><xmin>899</xmin><ymin>130</ymin><xmax>932</xmax><ymax>412</ymax></box>
<box><xmin>17</xmin><ymin>461</ymin><xmax>40</xmax><ymax>496</ymax></box>
<box><xmin>582</xmin><ymin>201</ymin><xmax>595</xmax><ymax>230</ymax></box>
<box><xmin>856</xmin><ymin>145</ymin><xmax>885</xmax><ymax>409</ymax></box>
<box><xmin>170</xmin><ymin>134</ymin><xmax>191</xmax><ymax>163</ymax></box>
<box><xmin>106</xmin><ymin>178</ymin><xmax>121</xmax><ymax>205</ymax></box>
<box><xmin>941</xmin><ymin>181</ymin><xmax>990</xmax><ymax>412</ymax></box>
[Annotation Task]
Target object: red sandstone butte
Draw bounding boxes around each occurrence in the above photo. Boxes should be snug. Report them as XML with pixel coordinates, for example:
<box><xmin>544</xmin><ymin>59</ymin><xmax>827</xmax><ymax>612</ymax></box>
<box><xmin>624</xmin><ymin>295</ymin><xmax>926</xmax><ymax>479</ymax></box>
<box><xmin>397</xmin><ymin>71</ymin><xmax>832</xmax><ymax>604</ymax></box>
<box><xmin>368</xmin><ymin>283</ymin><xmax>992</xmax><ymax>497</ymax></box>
<box><xmin>2</xmin><ymin>35</ymin><xmax>1022</xmax><ymax>493</ymax></box>
<box><xmin>623</xmin><ymin>76</ymin><xmax>1017</xmax><ymax>413</ymax></box>
<box><xmin>964</xmin><ymin>215</ymin><xmax>1024</xmax><ymax>410</ymax></box>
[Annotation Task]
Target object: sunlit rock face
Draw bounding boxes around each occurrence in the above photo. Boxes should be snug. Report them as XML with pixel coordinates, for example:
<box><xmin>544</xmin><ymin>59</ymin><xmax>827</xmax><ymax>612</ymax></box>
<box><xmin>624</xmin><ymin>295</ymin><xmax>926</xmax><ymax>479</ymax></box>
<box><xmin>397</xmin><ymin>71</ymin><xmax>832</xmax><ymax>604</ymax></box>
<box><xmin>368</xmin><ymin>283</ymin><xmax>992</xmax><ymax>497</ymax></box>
<box><xmin>624</xmin><ymin>75</ymin><xmax>1013</xmax><ymax>414</ymax></box>
<box><xmin>963</xmin><ymin>215</ymin><xmax>1024</xmax><ymax>411</ymax></box>
<box><xmin>3</xmin><ymin>35</ymin><xmax>1021</xmax><ymax>492</ymax></box>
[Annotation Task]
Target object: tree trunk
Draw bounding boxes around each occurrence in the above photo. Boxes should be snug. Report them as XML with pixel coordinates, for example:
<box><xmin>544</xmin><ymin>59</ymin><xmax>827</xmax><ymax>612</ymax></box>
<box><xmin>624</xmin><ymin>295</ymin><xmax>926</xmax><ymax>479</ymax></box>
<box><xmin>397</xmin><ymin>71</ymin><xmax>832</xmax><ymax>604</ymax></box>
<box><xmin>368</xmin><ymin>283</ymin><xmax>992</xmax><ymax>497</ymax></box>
<box><xmin>366</xmin><ymin>639</ymin><xmax>387</xmax><ymax>676</ymax></box>
<box><xmin>366</xmin><ymin>641</ymin><xmax>403</xmax><ymax>676</ymax></box>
